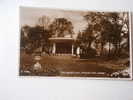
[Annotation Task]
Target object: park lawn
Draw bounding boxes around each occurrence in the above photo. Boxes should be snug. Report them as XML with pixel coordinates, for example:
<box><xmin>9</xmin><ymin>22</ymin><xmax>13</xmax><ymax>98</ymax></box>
<box><xmin>20</xmin><ymin>53</ymin><xmax>127</xmax><ymax>77</ymax></box>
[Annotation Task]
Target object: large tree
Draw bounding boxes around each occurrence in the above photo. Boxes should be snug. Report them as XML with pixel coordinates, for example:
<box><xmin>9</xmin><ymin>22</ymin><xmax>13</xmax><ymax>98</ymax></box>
<box><xmin>101</xmin><ymin>12</ymin><xmax>129</xmax><ymax>57</ymax></box>
<box><xmin>37</xmin><ymin>15</ymin><xmax>51</xmax><ymax>30</ymax></box>
<box><xmin>20</xmin><ymin>25</ymin><xmax>51</xmax><ymax>54</ymax></box>
<box><xmin>77</xmin><ymin>12</ymin><xmax>104</xmax><ymax>56</ymax></box>
<box><xmin>77</xmin><ymin>12</ymin><xmax>129</xmax><ymax>58</ymax></box>
<box><xmin>49</xmin><ymin>18</ymin><xmax>74</xmax><ymax>37</ymax></box>
<box><xmin>76</xmin><ymin>25</ymin><xmax>96</xmax><ymax>57</ymax></box>
<box><xmin>20</xmin><ymin>25</ymin><xmax>31</xmax><ymax>49</ymax></box>
<box><xmin>29</xmin><ymin>25</ymin><xmax>51</xmax><ymax>53</ymax></box>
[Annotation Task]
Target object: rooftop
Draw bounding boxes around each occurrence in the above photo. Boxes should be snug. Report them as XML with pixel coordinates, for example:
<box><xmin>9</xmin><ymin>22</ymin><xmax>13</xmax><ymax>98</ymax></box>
<box><xmin>49</xmin><ymin>37</ymin><xmax>75</xmax><ymax>43</ymax></box>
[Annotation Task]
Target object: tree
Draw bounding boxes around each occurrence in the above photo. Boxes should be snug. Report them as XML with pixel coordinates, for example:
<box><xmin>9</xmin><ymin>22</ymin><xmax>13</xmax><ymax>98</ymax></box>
<box><xmin>20</xmin><ymin>25</ymin><xmax>31</xmax><ymax>48</ymax></box>
<box><xmin>119</xmin><ymin>12</ymin><xmax>130</xmax><ymax>56</ymax></box>
<box><xmin>49</xmin><ymin>18</ymin><xmax>74</xmax><ymax>37</ymax></box>
<box><xmin>77</xmin><ymin>12</ymin><xmax>104</xmax><ymax>57</ymax></box>
<box><xmin>102</xmin><ymin>12</ymin><xmax>129</xmax><ymax>57</ymax></box>
<box><xmin>20</xmin><ymin>25</ymin><xmax>52</xmax><ymax>54</ymax></box>
<box><xmin>78</xmin><ymin>12</ymin><xmax>129</xmax><ymax>58</ymax></box>
<box><xmin>29</xmin><ymin>25</ymin><xmax>51</xmax><ymax>54</ymax></box>
<box><xmin>37</xmin><ymin>15</ymin><xmax>51</xmax><ymax>30</ymax></box>
<box><xmin>76</xmin><ymin>25</ymin><xmax>96</xmax><ymax>58</ymax></box>
<box><xmin>101</xmin><ymin>19</ymin><xmax>114</xmax><ymax>56</ymax></box>
<box><xmin>81</xmin><ymin>25</ymin><xmax>95</xmax><ymax>49</ymax></box>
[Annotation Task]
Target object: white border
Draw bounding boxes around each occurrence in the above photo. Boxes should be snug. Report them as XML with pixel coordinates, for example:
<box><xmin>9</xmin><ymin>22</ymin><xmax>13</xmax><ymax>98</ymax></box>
<box><xmin>129</xmin><ymin>11</ymin><xmax>133</xmax><ymax>80</ymax></box>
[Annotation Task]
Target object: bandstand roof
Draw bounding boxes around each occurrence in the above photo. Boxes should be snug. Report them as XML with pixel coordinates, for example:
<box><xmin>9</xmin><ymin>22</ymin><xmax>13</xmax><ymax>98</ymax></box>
<box><xmin>49</xmin><ymin>37</ymin><xmax>75</xmax><ymax>43</ymax></box>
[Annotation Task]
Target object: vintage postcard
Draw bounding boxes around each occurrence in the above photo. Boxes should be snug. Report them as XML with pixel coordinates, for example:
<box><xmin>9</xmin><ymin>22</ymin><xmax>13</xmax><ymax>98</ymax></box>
<box><xmin>19</xmin><ymin>7</ymin><xmax>132</xmax><ymax>79</ymax></box>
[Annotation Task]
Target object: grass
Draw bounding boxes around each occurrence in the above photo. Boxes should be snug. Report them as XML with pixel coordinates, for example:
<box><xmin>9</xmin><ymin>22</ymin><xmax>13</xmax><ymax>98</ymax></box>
<box><xmin>19</xmin><ymin>52</ymin><xmax>129</xmax><ymax>78</ymax></box>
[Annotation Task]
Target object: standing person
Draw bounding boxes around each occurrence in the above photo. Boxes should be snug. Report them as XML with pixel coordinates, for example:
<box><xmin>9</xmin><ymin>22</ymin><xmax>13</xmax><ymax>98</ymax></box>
<box><xmin>76</xmin><ymin>47</ymin><xmax>80</xmax><ymax>57</ymax></box>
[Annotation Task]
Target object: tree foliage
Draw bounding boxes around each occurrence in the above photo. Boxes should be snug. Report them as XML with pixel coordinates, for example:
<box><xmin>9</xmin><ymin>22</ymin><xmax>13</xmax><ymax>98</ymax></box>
<box><xmin>77</xmin><ymin>12</ymin><xmax>129</xmax><ymax>58</ymax></box>
<box><xmin>21</xmin><ymin>25</ymin><xmax>51</xmax><ymax>54</ymax></box>
<box><xmin>37</xmin><ymin>15</ymin><xmax>51</xmax><ymax>30</ymax></box>
<box><xmin>49</xmin><ymin>18</ymin><xmax>74</xmax><ymax>37</ymax></box>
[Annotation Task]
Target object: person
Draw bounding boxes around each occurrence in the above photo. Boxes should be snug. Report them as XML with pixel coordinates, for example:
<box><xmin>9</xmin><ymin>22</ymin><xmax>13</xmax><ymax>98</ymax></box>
<box><xmin>33</xmin><ymin>61</ymin><xmax>41</xmax><ymax>70</ymax></box>
<box><xmin>76</xmin><ymin>47</ymin><xmax>80</xmax><ymax>57</ymax></box>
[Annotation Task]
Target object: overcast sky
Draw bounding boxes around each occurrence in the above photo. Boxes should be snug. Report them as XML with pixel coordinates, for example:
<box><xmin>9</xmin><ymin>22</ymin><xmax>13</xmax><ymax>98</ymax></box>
<box><xmin>20</xmin><ymin>7</ymin><xmax>88</xmax><ymax>35</ymax></box>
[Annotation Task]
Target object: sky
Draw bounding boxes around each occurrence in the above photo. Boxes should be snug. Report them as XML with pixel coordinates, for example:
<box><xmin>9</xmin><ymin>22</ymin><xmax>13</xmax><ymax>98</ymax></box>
<box><xmin>20</xmin><ymin>7</ymin><xmax>88</xmax><ymax>36</ymax></box>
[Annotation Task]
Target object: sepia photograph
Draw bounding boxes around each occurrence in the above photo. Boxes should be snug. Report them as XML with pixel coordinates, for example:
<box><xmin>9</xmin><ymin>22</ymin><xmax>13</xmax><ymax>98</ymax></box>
<box><xmin>19</xmin><ymin>7</ymin><xmax>132</xmax><ymax>79</ymax></box>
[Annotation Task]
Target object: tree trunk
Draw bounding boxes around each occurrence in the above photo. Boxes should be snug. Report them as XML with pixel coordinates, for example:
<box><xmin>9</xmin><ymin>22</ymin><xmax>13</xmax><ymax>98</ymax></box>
<box><xmin>118</xmin><ymin>39</ymin><xmax>121</xmax><ymax>57</ymax></box>
<box><xmin>108</xmin><ymin>41</ymin><xmax>111</xmax><ymax>56</ymax></box>
<box><xmin>114</xmin><ymin>44</ymin><xmax>118</xmax><ymax>56</ymax></box>
<box><xmin>101</xmin><ymin>42</ymin><xmax>104</xmax><ymax>56</ymax></box>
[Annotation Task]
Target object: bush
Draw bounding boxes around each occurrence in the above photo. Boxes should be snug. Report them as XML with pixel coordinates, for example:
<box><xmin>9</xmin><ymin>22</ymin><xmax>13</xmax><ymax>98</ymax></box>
<box><xmin>80</xmin><ymin>48</ymin><xmax>97</xmax><ymax>59</ymax></box>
